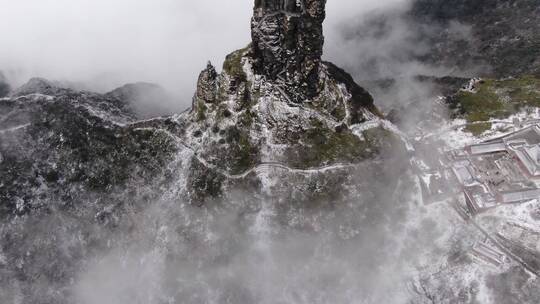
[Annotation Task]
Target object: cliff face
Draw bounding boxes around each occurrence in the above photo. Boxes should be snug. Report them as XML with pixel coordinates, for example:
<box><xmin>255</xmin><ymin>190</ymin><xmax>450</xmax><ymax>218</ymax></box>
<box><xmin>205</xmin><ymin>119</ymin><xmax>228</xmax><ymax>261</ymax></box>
<box><xmin>194</xmin><ymin>0</ymin><xmax>374</xmax><ymax>115</ymax></box>
<box><xmin>251</xmin><ymin>0</ymin><xmax>327</xmax><ymax>101</ymax></box>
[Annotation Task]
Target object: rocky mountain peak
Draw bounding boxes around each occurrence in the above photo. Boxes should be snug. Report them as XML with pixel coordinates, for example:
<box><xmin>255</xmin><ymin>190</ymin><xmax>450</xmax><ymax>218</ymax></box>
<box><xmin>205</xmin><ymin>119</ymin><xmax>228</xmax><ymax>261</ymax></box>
<box><xmin>251</xmin><ymin>0</ymin><xmax>327</xmax><ymax>101</ymax></box>
<box><xmin>183</xmin><ymin>0</ymin><xmax>402</xmax><ymax>203</ymax></box>
<box><xmin>194</xmin><ymin>61</ymin><xmax>218</xmax><ymax>106</ymax></box>
<box><xmin>10</xmin><ymin>77</ymin><xmax>62</xmax><ymax>97</ymax></box>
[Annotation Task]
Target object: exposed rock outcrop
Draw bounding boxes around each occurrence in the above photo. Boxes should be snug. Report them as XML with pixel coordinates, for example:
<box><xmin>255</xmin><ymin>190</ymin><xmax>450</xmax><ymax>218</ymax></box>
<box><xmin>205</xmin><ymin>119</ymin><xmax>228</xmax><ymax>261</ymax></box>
<box><xmin>183</xmin><ymin>0</ymin><xmax>404</xmax><ymax>203</ymax></box>
<box><xmin>192</xmin><ymin>61</ymin><xmax>219</xmax><ymax>119</ymax></box>
<box><xmin>251</xmin><ymin>0</ymin><xmax>327</xmax><ymax>101</ymax></box>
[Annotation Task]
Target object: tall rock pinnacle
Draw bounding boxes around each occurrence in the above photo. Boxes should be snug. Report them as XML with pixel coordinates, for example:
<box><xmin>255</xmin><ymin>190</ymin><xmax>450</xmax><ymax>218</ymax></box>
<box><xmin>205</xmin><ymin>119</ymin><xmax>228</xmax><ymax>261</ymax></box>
<box><xmin>251</xmin><ymin>0</ymin><xmax>327</xmax><ymax>101</ymax></box>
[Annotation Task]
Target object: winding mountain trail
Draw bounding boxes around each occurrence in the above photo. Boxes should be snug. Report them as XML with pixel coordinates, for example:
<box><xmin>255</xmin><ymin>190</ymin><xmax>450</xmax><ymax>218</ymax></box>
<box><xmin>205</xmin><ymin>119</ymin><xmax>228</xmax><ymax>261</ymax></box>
<box><xmin>133</xmin><ymin>127</ymin><xmax>360</xmax><ymax>180</ymax></box>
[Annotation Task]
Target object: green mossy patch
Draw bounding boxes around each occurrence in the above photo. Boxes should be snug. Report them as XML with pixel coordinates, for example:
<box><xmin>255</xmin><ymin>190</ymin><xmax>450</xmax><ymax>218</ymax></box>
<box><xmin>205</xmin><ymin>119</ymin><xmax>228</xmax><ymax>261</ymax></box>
<box><xmin>196</xmin><ymin>100</ymin><xmax>207</xmax><ymax>121</ymax></box>
<box><xmin>285</xmin><ymin>122</ymin><xmax>397</xmax><ymax>169</ymax></box>
<box><xmin>450</xmin><ymin>76</ymin><xmax>540</xmax><ymax>123</ymax></box>
<box><xmin>238</xmin><ymin>109</ymin><xmax>255</xmax><ymax>128</ymax></box>
<box><xmin>330</xmin><ymin>103</ymin><xmax>347</xmax><ymax>121</ymax></box>
<box><xmin>234</xmin><ymin>133</ymin><xmax>256</xmax><ymax>174</ymax></box>
<box><xmin>464</xmin><ymin>122</ymin><xmax>493</xmax><ymax>136</ymax></box>
<box><xmin>214</xmin><ymin>103</ymin><xmax>232</xmax><ymax>121</ymax></box>
<box><xmin>223</xmin><ymin>46</ymin><xmax>250</xmax><ymax>83</ymax></box>
<box><xmin>223</xmin><ymin>126</ymin><xmax>259</xmax><ymax>175</ymax></box>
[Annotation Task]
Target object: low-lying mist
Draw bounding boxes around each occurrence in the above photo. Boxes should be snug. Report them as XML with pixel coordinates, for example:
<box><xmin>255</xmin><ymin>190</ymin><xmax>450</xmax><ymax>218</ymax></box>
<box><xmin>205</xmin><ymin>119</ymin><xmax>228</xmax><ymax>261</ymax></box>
<box><xmin>0</xmin><ymin>142</ymin><xmax>464</xmax><ymax>304</ymax></box>
<box><xmin>326</xmin><ymin>0</ymin><xmax>483</xmax><ymax>114</ymax></box>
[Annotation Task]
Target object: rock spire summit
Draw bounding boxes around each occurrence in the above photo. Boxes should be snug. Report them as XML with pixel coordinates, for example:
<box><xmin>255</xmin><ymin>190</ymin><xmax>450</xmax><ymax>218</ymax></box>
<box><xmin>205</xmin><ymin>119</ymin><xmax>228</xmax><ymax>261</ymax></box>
<box><xmin>251</xmin><ymin>0</ymin><xmax>327</xmax><ymax>100</ymax></box>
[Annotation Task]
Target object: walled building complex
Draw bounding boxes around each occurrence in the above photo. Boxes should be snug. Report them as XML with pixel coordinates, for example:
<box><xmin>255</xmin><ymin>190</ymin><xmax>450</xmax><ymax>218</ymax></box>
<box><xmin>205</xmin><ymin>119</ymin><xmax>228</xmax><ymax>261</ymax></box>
<box><xmin>419</xmin><ymin>124</ymin><xmax>540</xmax><ymax>214</ymax></box>
<box><xmin>416</xmin><ymin>124</ymin><xmax>540</xmax><ymax>273</ymax></box>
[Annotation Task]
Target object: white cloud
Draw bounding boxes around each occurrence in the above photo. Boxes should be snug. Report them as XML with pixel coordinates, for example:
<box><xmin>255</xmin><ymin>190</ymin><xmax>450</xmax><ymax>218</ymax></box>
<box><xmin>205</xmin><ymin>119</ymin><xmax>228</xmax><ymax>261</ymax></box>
<box><xmin>0</xmin><ymin>0</ymin><xmax>252</xmax><ymax>104</ymax></box>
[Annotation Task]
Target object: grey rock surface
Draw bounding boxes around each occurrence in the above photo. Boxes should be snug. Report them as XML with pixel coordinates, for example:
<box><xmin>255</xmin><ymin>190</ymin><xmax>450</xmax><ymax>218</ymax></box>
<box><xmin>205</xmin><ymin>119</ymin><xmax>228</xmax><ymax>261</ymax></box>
<box><xmin>251</xmin><ymin>0</ymin><xmax>327</xmax><ymax>101</ymax></box>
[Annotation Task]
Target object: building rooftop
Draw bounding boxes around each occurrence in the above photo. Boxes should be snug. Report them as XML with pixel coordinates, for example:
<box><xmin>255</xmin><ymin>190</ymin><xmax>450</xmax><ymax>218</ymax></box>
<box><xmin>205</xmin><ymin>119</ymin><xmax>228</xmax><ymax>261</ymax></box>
<box><xmin>418</xmin><ymin>124</ymin><xmax>540</xmax><ymax>212</ymax></box>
